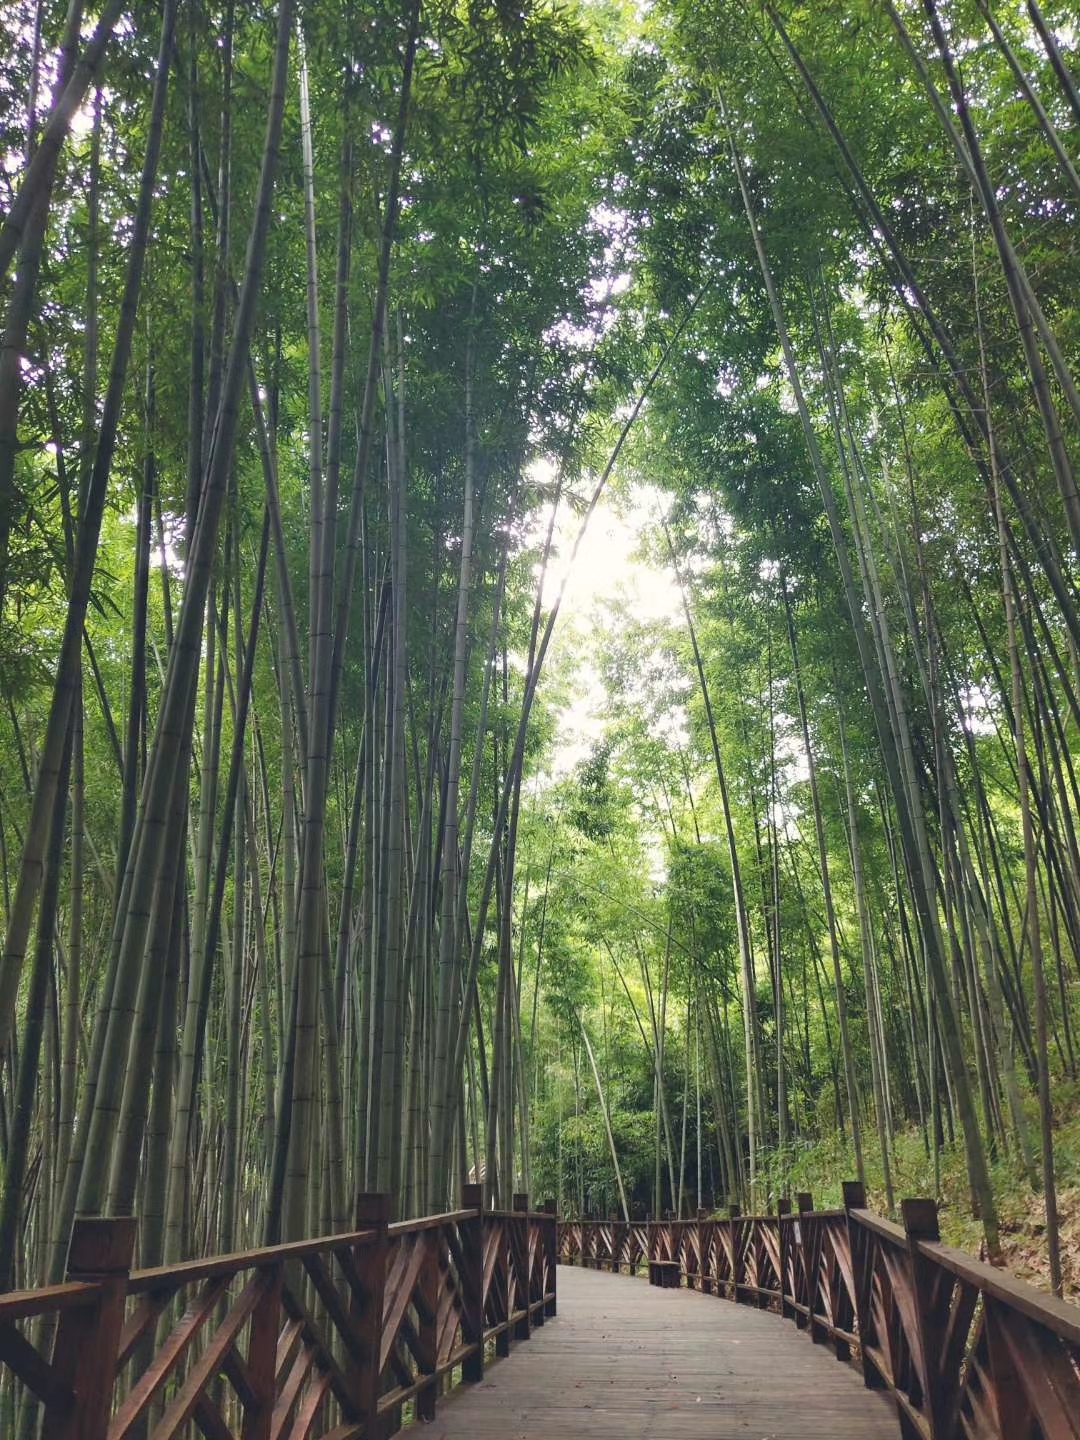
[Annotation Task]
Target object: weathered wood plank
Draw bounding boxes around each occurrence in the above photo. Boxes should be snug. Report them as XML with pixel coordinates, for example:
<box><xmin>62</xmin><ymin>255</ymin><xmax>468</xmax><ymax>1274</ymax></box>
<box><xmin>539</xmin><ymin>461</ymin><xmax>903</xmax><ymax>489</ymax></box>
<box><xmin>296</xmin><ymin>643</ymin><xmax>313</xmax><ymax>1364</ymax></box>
<box><xmin>410</xmin><ymin>1265</ymin><xmax>897</xmax><ymax>1439</ymax></box>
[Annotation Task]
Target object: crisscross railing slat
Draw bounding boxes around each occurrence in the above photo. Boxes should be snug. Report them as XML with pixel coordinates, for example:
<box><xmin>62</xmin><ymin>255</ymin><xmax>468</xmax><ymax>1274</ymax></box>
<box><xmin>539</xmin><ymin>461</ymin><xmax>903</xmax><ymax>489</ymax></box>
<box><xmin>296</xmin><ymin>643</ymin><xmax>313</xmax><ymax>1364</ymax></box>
<box><xmin>559</xmin><ymin>1184</ymin><xmax>1080</xmax><ymax>1440</ymax></box>
<box><xmin>0</xmin><ymin>1192</ymin><xmax>557</xmax><ymax>1440</ymax></box>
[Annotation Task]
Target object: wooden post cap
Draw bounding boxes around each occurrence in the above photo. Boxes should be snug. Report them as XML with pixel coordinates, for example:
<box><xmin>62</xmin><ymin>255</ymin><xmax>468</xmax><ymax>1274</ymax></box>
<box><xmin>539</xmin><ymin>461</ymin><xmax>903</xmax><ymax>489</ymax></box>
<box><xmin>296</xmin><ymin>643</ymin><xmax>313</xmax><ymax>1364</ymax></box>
<box><xmin>901</xmin><ymin>1197</ymin><xmax>940</xmax><ymax>1242</ymax></box>
<box><xmin>842</xmin><ymin>1181</ymin><xmax>867</xmax><ymax>1210</ymax></box>
<box><xmin>66</xmin><ymin>1216</ymin><xmax>137</xmax><ymax>1275</ymax></box>
<box><xmin>354</xmin><ymin>1191</ymin><xmax>392</xmax><ymax>1226</ymax></box>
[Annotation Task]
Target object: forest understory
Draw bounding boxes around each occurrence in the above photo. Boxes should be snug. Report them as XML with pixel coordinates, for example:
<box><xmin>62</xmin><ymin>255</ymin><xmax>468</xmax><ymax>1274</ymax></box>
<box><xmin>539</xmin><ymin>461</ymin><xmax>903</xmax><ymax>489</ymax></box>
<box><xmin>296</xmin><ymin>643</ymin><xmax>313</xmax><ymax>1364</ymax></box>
<box><xmin>2</xmin><ymin>0</ymin><xmax>1080</xmax><ymax>1336</ymax></box>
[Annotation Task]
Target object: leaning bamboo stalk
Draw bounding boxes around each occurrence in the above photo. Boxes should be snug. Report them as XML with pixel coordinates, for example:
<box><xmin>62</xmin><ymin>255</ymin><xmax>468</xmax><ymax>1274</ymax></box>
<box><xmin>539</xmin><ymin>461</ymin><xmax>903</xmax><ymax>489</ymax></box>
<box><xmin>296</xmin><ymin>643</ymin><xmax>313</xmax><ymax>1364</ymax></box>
<box><xmin>0</xmin><ymin>0</ymin><xmax>126</xmax><ymax>284</ymax></box>
<box><xmin>663</xmin><ymin>522</ymin><xmax>762</xmax><ymax>1196</ymax></box>
<box><xmin>0</xmin><ymin>0</ymin><xmax>178</xmax><ymax>1067</ymax></box>
<box><xmin>784</xmin><ymin>590</ymin><xmax>864</xmax><ymax>1183</ymax></box>
<box><xmin>430</xmin><ymin>318</ymin><xmax>479</xmax><ymax>1209</ymax></box>
<box><xmin>987</xmin><ymin>305</ymin><xmax>1064</xmax><ymax>1297</ymax></box>
<box><xmin>720</xmin><ymin>88</ymin><xmax>999</xmax><ymax>1251</ymax></box>
<box><xmin>73</xmin><ymin>0</ymin><xmax>294</xmax><ymax>1219</ymax></box>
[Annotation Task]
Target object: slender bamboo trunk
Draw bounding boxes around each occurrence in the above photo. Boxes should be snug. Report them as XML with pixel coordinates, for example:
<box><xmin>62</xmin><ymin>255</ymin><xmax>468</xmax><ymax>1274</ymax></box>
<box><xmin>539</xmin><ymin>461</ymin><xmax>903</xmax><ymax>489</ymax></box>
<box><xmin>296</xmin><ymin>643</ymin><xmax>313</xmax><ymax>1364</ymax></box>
<box><xmin>664</xmin><ymin>522</ymin><xmax>762</xmax><ymax>1195</ymax></box>
<box><xmin>579</xmin><ymin>1018</ymin><xmax>629</xmax><ymax>1222</ymax></box>
<box><xmin>80</xmin><ymin>0</ymin><xmax>292</xmax><ymax>1220</ymax></box>
<box><xmin>721</xmin><ymin>93</ymin><xmax>999</xmax><ymax>1249</ymax></box>
<box><xmin>430</xmin><ymin>310</ymin><xmax>478</xmax><ymax>1207</ymax></box>
<box><xmin>784</xmin><ymin>591</ymin><xmax>864</xmax><ymax>1178</ymax></box>
<box><xmin>837</xmin><ymin>707</ymin><xmax>895</xmax><ymax>1214</ymax></box>
<box><xmin>0</xmin><ymin>0</ymin><xmax>176</xmax><ymax>1067</ymax></box>
<box><xmin>987</xmin><ymin>321</ymin><xmax>1064</xmax><ymax>1297</ymax></box>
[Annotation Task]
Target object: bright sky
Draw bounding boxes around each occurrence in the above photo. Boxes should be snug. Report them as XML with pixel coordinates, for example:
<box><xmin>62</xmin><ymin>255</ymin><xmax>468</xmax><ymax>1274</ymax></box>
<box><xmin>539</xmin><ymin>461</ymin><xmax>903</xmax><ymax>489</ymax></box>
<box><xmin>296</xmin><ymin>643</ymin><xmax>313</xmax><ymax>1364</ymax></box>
<box><xmin>538</xmin><ymin>482</ymin><xmax>685</xmax><ymax>776</ymax></box>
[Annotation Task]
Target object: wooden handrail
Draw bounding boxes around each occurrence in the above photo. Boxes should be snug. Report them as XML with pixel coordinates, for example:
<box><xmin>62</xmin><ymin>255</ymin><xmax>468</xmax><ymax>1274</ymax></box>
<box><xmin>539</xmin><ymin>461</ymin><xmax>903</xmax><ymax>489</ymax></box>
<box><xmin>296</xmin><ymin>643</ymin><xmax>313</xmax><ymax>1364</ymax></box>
<box><xmin>0</xmin><ymin>1280</ymin><xmax>102</xmax><ymax>1320</ymax></box>
<box><xmin>914</xmin><ymin>1236</ymin><xmax>1080</xmax><ymax>1348</ymax></box>
<box><xmin>558</xmin><ymin>1187</ymin><xmax>1080</xmax><ymax>1439</ymax></box>
<box><xmin>126</xmin><ymin>1225</ymin><xmax>383</xmax><ymax>1293</ymax></box>
<box><xmin>0</xmin><ymin>1193</ymin><xmax>559</xmax><ymax>1440</ymax></box>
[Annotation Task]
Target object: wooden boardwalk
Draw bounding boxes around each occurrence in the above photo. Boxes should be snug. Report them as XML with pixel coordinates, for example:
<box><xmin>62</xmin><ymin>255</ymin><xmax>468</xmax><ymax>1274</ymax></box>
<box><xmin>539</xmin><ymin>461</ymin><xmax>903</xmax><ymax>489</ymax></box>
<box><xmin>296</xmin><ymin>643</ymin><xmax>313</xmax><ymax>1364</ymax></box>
<box><xmin>417</xmin><ymin>1265</ymin><xmax>898</xmax><ymax>1439</ymax></box>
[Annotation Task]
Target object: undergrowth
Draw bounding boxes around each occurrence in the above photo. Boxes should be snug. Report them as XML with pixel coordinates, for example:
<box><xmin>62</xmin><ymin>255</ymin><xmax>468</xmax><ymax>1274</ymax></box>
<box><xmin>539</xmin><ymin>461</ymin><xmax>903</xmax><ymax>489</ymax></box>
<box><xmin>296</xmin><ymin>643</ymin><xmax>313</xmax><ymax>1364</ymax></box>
<box><xmin>768</xmin><ymin>1081</ymin><xmax>1080</xmax><ymax>1302</ymax></box>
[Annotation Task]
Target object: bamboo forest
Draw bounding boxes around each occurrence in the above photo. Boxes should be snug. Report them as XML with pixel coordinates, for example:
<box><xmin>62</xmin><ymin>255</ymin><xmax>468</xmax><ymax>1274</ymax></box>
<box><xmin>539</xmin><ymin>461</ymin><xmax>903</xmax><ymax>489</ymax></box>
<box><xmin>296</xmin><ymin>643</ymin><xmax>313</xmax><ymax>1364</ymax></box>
<box><xmin>3</xmin><ymin>0</ymin><xmax>1080</xmax><ymax>1322</ymax></box>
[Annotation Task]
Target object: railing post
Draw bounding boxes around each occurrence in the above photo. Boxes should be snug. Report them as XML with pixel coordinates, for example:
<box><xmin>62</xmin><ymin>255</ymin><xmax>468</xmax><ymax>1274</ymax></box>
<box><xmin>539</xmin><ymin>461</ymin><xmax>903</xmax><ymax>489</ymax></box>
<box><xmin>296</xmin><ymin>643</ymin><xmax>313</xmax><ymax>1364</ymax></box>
<box><xmin>45</xmin><ymin>1216</ymin><xmax>136</xmax><ymax>1440</ymax></box>
<box><xmin>512</xmin><ymin>1193</ymin><xmax>531</xmax><ymax>1341</ymax></box>
<box><xmin>777</xmin><ymin>1198</ymin><xmax>792</xmax><ymax>1320</ymax></box>
<box><xmin>902</xmin><ymin>1198</ymin><xmax>947</xmax><ymax>1440</ymax></box>
<box><xmin>460</xmin><ymin>1184</ymin><xmax>486</xmax><ymax>1383</ymax></box>
<box><xmin>416</xmin><ymin>1226</ymin><xmax>439</xmax><ymax>1422</ymax></box>
<box><xmin>797</xmin><ymin>1192</ymin><xmax>822</xmax><ymax>1339</ymax></box>
<box><xmin>729</xmin><ymin>1205</ymin><xmax>743</xmax><ymax>1304</ymax></box>
<box><xmin>982</xmin><ymin>1298</ymin><xmax>1034</xmax><ymax>1439</ymax></box>
<box><xmin>542</xmin><ymin>1199</ymin><xmax>558</xmax><ymax>1317</ymax></box>
<box><xmin>352</xmin><ymin>1191</ymin><xmax>391</xmax><ymax>1440</ymax></box>
<box><xmin>531</xmin><ymin>1208</ymin><xmax>546</xmax><ymax>1329</ymax></box>
<box><xmin>697</xmin><ymin>1208</ymin><xmax>709</xmax><ymax>1295</ymax></box>
<box><xmin>842</xmin><ymin>1181</ymin><xmax>883</xmax><ymax>1392</ymax></box>
<box><xmin>494</xmin><ymin>1204</ymin><xmax>512</xmax><ymax>1358</ymax></box>
<box><xmin>242</xmin><ymin>1260</ymin><xmax>284</xmax><ymax>1440</ymax></box>
<box><xmin>613</xmin><ymin>1213</ymin><xmax>626</xmax><ymax>1275</ymax></box>
<box><xmin>755</xmin><ymin>1206</ymin><xmax>771</xmax><ymax>1309</ymax></box>
<box><xmin>792</xmin><ymin>1193</ymin><xmax>808</xmax><ymax>1329</ymax></box>
<box><xmin>716</xmin><ymin>1210</ymin><xmax>730</xmax><ymax>1298</ymax></box>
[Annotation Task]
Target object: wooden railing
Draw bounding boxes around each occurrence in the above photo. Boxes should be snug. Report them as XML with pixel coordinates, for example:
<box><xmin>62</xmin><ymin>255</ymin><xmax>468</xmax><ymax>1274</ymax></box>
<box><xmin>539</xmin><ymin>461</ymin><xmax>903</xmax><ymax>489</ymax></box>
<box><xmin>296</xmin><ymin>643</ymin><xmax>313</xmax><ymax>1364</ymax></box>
<box><xmin>0</xmin><ymin>1186</ymin><xmax>557</xmax><ymax>1439</ymax></box>
<box><xmin>559</xmin><ymin>1182</ymin><xmax>1080</xmax><ymax>1440</ymax></box>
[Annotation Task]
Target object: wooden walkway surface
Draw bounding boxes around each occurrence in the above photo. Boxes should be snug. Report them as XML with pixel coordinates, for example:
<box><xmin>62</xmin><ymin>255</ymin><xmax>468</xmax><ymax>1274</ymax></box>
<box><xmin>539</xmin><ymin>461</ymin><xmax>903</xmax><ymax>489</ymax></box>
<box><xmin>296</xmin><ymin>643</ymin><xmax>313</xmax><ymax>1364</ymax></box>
<box><xmin>417</xmin><ymin>1265</ymin><xmax>898</xmax><ymax>1439</ymax></box>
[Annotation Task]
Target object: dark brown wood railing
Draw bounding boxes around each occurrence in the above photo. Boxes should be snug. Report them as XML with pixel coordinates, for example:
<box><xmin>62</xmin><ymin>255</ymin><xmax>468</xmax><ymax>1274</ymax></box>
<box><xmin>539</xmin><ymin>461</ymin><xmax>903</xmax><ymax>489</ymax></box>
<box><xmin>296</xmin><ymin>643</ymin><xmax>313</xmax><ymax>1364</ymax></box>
<box><xmin>0</xmin><ymin>1186</ymin><xmax>557</xmax><ymax>1439</ymax></box>
<box><xmin>559</xmin><ymin>1182</ymin><xmax>1080</xmax><ymax>1440</ymax></box>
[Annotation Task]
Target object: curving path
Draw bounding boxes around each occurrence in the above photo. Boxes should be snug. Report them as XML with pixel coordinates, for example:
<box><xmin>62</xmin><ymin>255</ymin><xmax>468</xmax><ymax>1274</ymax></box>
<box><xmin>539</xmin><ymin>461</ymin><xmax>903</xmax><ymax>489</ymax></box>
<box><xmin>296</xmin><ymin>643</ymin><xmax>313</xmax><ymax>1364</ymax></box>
<box><xmin>420</xmin><ymin>1265</ymin><xmax>898</xmax><ymax>1439</ymax></box>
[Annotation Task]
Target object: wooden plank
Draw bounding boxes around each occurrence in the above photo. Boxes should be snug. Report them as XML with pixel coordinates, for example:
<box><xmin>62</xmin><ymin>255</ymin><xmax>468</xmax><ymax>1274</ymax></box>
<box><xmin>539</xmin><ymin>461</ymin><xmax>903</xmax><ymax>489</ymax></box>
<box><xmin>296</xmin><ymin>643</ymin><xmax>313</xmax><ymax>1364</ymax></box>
<box><xmin>116</xmin><ymin>1286</ymin><xmax>178</xmax><ymax>1369</ymax></box>
<box><xmin>0</xmin><ymin>1281</ymin><xmax>99</xmax><ymax>1323</ymax></box>
<box><xmin>919</xmin><ymin>1238</ymin><xmax>1080</xmax><ymax>1349</ymax></box>
<box><xmin>992</xmin><ymin>1299</ymin><xmax>1080</xmax><ymax>1440</ymax></box>
<box><xmin>126</xmin><ymin>1228</ymin><xmax>380</xmax><ymax>1294</ymax></box>
<box><xmin>0</xmin><ymin>1319</ymin><xmax>73</xmax><ymax>1411</ymax></box>
<box><xmin>108</xmin><ymin>1275</ymin><xmax>230</xmax><ymax>1437</ymax></box>
<box><xmin>301</xmin><ymin>1252</ymin><xmax>364</xmax><ymax>1365</ymax></box>
<box><xmin>270</xmin><ymin>1341</ymin><xmax>315</xmax><ymax>1440</ymax></box>
<box><xmin>192</xmin><ymin>1392</ymin><xmax>234</xmax><ymax>1440</ymax></box>
<box><xmin>288</xmin><ymin>1368</ymin><xmax>333</xmax><ymax>1440</ymax></box>
<box><xmin>405</xmin><ymin>1265</ymin><xmax>898</xmax><ymax>1439</ymax></box>
<box><xmin>220</xmin><ymin>1339</ymin><xmax>259</xmax><ymax>1412</ymax></box>
<box><xmin>379</xmin><ymin>1235</ymin><xmax>428</xmax><ymax>1373</ymax></box>
<box><xmin>388</xmin><ymin>1210</ymin><xmax>476</xmax><ymax>1237</ymax></box>
<box><xmin>149</xmin><ymin>1271</ymin><xmax>268</xmax><ymax>1440</ymax></box>
<box><xmin>278</xmin><ymin>1285</ymin><xmax>357</xmax><ymax>1419</ymax></box>
<box><xmin>275</xmin><ymin>1317</ymin><xmax>304</xmax><ymax>1382</ymax></box>
<box><xmin>242</xmin><ymin>1260</ymin><xmax>282</xmax><ymax>1440</ymax></box>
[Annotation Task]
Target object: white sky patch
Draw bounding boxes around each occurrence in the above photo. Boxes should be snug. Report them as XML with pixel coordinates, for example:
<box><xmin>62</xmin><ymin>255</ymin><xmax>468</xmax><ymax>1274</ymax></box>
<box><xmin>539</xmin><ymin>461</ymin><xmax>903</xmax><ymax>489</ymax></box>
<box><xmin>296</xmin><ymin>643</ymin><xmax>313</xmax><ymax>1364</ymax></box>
<box><xmin>70</xmin><ymin>107</ymin><xmax>94</xmax><ymax>138</ymax></box>
<box><xmin>537</xmin><ymin>482</ymin><xmax>684</xmax><ymax>775</ymax></box>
